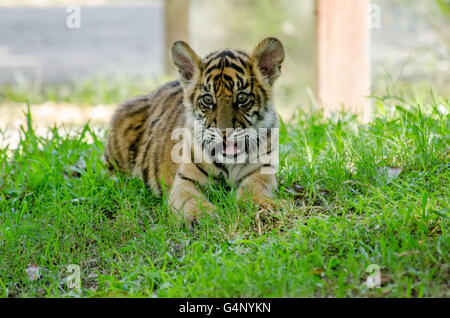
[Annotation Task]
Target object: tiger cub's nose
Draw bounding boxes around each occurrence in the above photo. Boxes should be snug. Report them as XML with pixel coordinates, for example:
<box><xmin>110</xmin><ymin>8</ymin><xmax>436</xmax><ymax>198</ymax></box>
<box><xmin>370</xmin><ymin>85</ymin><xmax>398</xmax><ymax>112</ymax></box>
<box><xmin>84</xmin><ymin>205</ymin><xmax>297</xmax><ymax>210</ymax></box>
<box><xmin>219</xmin><ymin>129</ymin><xmax>234</xmax><ymax>141</ymax></box>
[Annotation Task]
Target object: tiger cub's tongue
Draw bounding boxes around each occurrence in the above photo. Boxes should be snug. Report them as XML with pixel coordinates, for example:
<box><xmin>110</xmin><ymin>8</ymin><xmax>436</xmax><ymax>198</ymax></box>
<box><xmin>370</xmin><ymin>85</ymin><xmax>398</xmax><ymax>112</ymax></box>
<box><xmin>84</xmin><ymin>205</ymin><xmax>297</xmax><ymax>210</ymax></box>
<box><xmin>224</xmin><ymin>142</ymin><xmax>238</xmax><ymax>156</ymax></box>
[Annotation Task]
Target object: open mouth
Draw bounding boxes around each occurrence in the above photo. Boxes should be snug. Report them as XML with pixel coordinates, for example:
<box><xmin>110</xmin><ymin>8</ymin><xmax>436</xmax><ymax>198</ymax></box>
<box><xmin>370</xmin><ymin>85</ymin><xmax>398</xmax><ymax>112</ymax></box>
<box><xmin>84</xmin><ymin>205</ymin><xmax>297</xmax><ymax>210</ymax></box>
<box><xmin>222</xmin><ymin>140</ymin><xmax>243</xmax><ymax>158</ymax></box>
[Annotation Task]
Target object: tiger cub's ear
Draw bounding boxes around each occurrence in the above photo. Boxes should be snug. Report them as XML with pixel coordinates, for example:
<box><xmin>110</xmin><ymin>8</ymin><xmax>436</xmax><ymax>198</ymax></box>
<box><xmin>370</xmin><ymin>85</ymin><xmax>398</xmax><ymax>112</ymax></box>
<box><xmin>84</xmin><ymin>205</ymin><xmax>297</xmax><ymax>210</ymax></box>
<box><xmin>171</xmin><ymin>41</ymin><xmax>203</xmax><ymax>85</ymax></box>
<box><xmin>251</xmin><ymin>37</ymin><xmax>285</xmax><ymax>85</ymax></box>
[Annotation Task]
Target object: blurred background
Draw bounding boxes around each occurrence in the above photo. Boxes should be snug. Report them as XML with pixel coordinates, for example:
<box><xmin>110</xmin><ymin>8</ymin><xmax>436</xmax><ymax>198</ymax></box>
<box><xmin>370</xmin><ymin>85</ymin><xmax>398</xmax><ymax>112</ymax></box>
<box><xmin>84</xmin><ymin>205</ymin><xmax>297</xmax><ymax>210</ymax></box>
<box><xmin>0</xmin><ymin>0</ymin><xmax>449</xmax><ymax>148</ymax></box>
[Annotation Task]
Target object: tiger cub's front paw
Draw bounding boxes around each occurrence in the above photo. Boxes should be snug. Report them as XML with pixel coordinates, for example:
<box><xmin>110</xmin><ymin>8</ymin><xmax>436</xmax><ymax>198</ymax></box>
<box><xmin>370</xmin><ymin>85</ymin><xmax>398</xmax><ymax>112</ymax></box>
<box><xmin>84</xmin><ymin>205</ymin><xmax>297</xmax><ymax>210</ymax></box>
<box><xmin>239</xmin><ymin>193</ymin><xmax>278</xmax><ymax>211</ymax></box>
<box><xmin>171</xmin><ymin>199</ymin><xmax>216</xmax><ymax>230</ymax></box>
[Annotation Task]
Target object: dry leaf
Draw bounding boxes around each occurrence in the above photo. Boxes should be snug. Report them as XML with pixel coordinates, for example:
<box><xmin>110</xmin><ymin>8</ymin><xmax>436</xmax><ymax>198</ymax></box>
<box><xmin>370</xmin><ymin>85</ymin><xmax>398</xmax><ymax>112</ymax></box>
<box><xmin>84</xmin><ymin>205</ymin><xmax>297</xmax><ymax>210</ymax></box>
<box><xmin>284</xmin><ymin>183</ymin><xmax>307</xmax><ymax>200</ymax></box>
<box><xmin>25</xmin><ymin>264</ymin><xmax>40</xmax><ymax>281</ymax></box>
<box><xmin>397</xmin><ymin>250</ymin><xmax>420</xmax><ymax>257</ymax></box>
<box><xmin>380</xmin><ymin>274</ymin><xmax>394</xmax><ymax>285</ymax></box>
<box><xmin>310</xmin><ymin>268</ymin><xmax>324</xmax><ymax>276</ymax></box>
<box><xmin>293</xmin><ymin>183</ymin><xmax>306</xmax><ymax>193</ymax></box>
<box><xmin>378</xmin><ymin>166</ymin><xmax>402</xmax><ymax>183</ymax></box>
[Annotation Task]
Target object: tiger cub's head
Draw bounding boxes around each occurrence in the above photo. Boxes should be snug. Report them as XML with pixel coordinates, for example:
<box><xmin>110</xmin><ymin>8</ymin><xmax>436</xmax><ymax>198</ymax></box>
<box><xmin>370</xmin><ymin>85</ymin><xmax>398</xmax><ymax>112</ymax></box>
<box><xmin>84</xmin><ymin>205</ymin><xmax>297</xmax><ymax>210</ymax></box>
<box><xmin>171</xmin><ymin>37</ymin><xmax>284</xmax><ymax>161</ymax></box>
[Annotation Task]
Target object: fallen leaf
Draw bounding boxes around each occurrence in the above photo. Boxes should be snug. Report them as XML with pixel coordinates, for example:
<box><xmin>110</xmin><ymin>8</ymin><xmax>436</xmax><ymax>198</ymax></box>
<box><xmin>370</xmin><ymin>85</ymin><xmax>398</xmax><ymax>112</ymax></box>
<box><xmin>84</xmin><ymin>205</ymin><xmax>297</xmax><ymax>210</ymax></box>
<box><xmin>380</xmin><ymin>274</ymin><xmax>394</xmax><ymax>285</ymax></box>
<box><xmin>378</xmin><ymin>166</ymin><xmax>402</xmax><ymax>183</ymax></box>
<box><xmin>293</xmin><ymin>183</ymin><xmax>306</xmax><ymax>193</ymax></box>
<box><xmin>284</xmin><ymin>183</ymin><xmax>307</xmax><ymax>200</ymax></box>
<box><xmin>310</xmin><ymin>268</ymin><xmax>324</xmax><ymax>276</ymax></box>
<box><xmin>396</xmin><ymin>250</ymin><xmax>420</xmax><ymax>257</ymax></box>
<box><xmin>25</xmin><ymin>264</ymin><xmax>40</xmax><ymax>281</ymax></box>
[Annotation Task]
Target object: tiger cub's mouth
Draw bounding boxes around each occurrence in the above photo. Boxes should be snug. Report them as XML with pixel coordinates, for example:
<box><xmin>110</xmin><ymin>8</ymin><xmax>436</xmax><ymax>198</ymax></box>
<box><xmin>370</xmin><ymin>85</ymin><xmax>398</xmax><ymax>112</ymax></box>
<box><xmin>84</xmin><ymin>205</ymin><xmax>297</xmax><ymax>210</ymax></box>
<box><xmin>222</xmin><ymin>139</ymin><xmax>242</xmax><ymax>158</ymax></box>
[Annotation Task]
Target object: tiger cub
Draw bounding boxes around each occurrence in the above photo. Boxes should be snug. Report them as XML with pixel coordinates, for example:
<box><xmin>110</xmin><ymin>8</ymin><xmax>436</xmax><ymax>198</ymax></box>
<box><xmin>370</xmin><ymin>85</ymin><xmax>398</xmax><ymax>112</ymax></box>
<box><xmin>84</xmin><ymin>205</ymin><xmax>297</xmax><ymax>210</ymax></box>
<box><xmin>105</xmin><ymin>37</ymin><xmax>285</xmax><ymax>227</ymax></box>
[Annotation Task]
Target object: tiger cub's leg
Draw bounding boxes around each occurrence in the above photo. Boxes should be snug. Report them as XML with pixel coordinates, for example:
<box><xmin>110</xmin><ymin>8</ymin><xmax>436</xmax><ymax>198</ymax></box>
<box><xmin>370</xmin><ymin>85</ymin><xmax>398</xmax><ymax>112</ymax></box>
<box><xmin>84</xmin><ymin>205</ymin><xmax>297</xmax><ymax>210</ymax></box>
<box><xmin>237</xmin><ymin>166</ymin><xmax>278</xmax><ymax>210</ymax></box>
<box><xmin>168</xmin><ymin>163</ymin><xmax>216</xmax><ymax>228</ymax></box>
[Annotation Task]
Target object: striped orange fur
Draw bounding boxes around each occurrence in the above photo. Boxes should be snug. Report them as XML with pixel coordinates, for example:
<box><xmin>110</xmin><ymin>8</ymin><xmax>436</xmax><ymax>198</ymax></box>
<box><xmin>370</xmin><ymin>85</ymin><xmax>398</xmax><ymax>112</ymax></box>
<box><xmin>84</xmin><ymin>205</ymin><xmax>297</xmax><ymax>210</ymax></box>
<box><xmin>105</xmin><ymin>37</ymin><xmax>285</xmax><ymax>227</ymax></box>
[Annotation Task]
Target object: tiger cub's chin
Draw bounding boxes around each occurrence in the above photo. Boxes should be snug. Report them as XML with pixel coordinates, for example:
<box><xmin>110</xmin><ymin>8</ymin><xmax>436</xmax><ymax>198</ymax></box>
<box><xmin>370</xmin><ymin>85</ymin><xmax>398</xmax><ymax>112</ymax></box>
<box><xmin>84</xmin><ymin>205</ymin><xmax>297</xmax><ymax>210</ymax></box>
<box><xmin>105</xmin><ymin>37</ymin><xmax>285</xmax><ymax>228</ymax></box>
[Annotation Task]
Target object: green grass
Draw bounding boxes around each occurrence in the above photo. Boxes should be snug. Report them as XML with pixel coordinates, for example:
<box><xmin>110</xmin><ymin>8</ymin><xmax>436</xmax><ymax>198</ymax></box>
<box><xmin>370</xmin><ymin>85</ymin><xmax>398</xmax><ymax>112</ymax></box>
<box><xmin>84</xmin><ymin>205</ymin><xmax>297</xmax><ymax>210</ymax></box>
<box><xmin>0</xmin><ymin>92</ymin><xmax>448</xmax><ymax>298</ymax></box>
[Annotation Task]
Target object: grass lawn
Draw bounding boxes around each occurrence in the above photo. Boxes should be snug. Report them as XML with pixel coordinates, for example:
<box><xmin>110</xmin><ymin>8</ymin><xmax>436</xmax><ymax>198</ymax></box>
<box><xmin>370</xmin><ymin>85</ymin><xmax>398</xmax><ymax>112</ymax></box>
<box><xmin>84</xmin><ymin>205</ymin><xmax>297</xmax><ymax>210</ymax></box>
<box><xmin>0</xmin><ymin>90</ymin><xmax>448</xmax><ymax>297</ymax></box>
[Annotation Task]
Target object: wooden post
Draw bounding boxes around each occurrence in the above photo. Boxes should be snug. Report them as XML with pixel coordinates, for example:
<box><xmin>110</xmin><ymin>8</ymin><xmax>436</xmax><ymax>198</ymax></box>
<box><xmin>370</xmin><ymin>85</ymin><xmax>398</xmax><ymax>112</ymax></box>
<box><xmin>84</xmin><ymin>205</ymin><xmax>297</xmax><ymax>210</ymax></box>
<box><xmin>164</xmin><ymin>0</ymin><xmax>190</xmax><ymax>75</ymax></box>
<box><xmin>316</xmin><ymin>0</ymin><xmax>370</xmax><ymax>121</ymax></box>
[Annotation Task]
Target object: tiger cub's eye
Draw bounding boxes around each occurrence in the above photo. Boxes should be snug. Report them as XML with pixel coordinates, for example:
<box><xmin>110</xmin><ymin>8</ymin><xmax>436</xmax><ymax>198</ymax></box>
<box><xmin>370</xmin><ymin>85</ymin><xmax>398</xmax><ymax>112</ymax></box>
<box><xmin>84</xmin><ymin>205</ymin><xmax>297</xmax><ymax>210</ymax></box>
<box><xmin>236</xmin><ymin>92</ymin><xmax>250</xmax><ymax>106</ymax></box>
<box><xmin>201</xmin><ymin>94</ymin><xmax>214</xmax><ymax>107</ymax></box>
